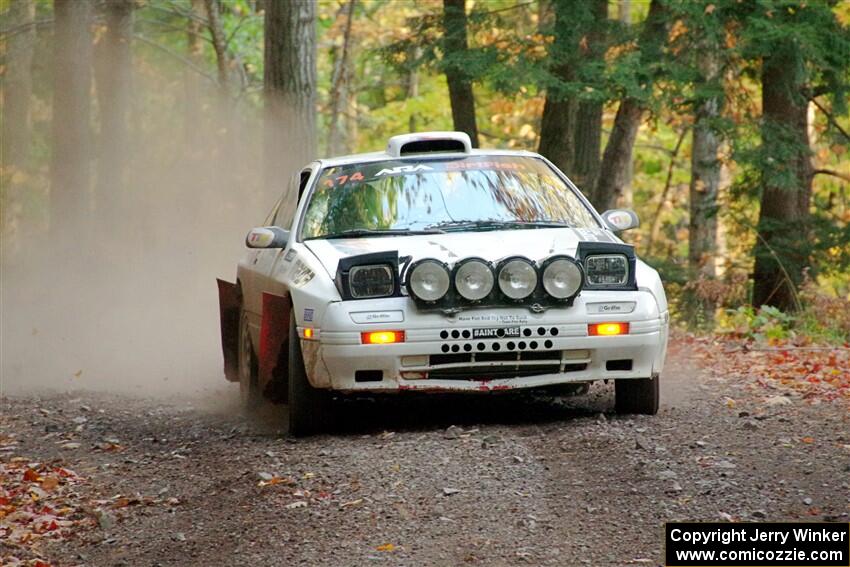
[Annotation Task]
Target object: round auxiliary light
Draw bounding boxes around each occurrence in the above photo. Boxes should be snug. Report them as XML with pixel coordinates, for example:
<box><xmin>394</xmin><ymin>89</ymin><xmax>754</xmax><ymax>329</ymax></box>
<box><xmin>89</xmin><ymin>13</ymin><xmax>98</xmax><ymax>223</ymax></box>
<box><xmin>497</xmin><ymin>258</ymin><xmax>538</xmax><ymax>300</ymax></box>
<box><xmin>454</xmin><ymin>259</ymin><xmax>494</xmax><ymax>301</ymax></box>
<box><xmin>408</xmin><ymin>259</ymin><xmax>450</xmax><ymax>302</ymax></box>
<box><xmin>542</xmin><ymin>257</ymin><xmax>583</xmax><ymax>299</ymax></box>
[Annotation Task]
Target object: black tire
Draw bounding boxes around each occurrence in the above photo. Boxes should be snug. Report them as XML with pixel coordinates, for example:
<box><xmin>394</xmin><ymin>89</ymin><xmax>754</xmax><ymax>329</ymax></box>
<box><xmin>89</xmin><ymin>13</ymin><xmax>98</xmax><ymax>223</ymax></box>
<box><xmin>287</xmin><ymin>312</ymin><xmax>330</xmax><ymax>436</ymax></box>
<box><xmin>615</xmin><ymin>376</ymin><xmax>659</xmax><ymax>415</ymax></box>
<box><xmin>237</xmin><ymin>309</ymin><xmax>262</xmax><ymax>412</ymax></box>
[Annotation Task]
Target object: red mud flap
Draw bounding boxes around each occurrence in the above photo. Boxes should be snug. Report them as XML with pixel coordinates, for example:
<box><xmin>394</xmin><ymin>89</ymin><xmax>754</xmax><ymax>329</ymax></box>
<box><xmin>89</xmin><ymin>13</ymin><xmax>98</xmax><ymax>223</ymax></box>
<box><xmin>259</xmin><ymin>292</ymin><xmax>290</xmax><ymax>389</ymax></box>
<box><xmin>216</xmin><ymin>279</ymin><xmax>240</xmax><ymax>382</ymax></box>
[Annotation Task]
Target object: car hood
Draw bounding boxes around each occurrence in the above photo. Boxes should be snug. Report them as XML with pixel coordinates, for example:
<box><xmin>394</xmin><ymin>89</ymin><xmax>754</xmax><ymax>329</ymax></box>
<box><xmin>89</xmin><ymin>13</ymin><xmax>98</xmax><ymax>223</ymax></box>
<box><xmin>303</xmin><ymin>227</ymin><xmax>618</xmax><ymax>278</ymax></box>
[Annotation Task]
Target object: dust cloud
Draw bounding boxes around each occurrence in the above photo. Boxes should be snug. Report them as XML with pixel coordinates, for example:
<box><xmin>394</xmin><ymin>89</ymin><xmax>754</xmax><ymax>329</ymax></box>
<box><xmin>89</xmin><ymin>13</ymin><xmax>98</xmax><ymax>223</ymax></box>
<box><xmin>1</xmin><ymin>71</ymin><xmax>296</xmax><ymax>400</ymax></box>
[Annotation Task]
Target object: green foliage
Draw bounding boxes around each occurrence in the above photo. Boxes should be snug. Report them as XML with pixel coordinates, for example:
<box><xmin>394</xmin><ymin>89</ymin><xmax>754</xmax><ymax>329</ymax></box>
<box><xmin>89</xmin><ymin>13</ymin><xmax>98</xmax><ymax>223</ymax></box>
<box><xmin>722</xmin><ymin>304</ymin><xmax>796</xmax><ymax>341</ymax></box>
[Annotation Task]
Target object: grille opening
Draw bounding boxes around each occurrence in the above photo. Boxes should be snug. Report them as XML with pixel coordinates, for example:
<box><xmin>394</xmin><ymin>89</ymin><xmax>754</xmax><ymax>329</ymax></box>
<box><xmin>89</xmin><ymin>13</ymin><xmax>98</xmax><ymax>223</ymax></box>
<box><xmin>430</xmin><ymin>353</ymin><xmax>472</xmax><ymax>365</ymax></box>
<box><xmin>440</xmin><ymin>330</ymin><xmax>448</xmax><ymax>339</ymax></box>
<box><xmin>537</xmin><ymin>327</ymin><xmax>546</xmax><ymax>336</ymax></box>
<box><xmin>523</xmin><ymin>328</ymin><xmax>532</xmax><ymax>337</ymax></box>
<box><xmin>506</xmin><ymin>341</ymin><xmax>516</xmax><ymax>350</ymax></box>
<box><xmin>476</xmin><ymin>342</ymin><xmax>486</xmax><ymax>351</ymax></box>
<box><xmin>550</xmin><ymin>327</ymin><xmax>559</xmax><ymax>336</ymax></box>
<box><xmin>544</xmin><ymin>340</ymin><xmax>553</xmax><ymax>349</ymax></box>
<box><xmin>529</xmin><ymin>341</ymin><xmax>538</xmax><ymax>349</ymax></box>
<box><xmin>430</xmin><ymin>364</ymin><xmax>561</xmax><ymax>380</ymax></box>
<box><xmin>451</xmin><ymin>344</ymin><xmax>460</xmax><ymax>353</ymax></box>
<box><xmin>522</xmin><ymin>350</ymin><xmax>558</xmax><ymax>361</ymax></box>
<box><xmin>355</xmin><ymin>370</ymin><xmax>383</xmax><ymax>382</ymax></box>
<box><xmin>606</xmin><ymin>359</ymin><xmax>633</xmax><ymax>371</ymax></box>
<box><xmin>451</xmin><ymin>330</ymin><xmax>460</xmax><ymax>339</ymax></box>
<box><xmin>476</xmin><ymin>352</ymin><xmax>517</xmax><ymax>362</ymax></box>
<box><xmin>518</xmin><ymin>341</ymin><xmax>527</xmax><ymax>349</ymax></box>
<box><xmin>462</xmin><ymin>329</ymin><xmax>471</xmax><ymax>339</ymax></box>
<box><xmin>463</xmin><ymin>344</ymin><xmax>472</xmax><ymax>352</ymax></box>
<box><xmin>441</xmin><ymin>344</ymin><xmax>449</xmax><ymax>353</ymax></box>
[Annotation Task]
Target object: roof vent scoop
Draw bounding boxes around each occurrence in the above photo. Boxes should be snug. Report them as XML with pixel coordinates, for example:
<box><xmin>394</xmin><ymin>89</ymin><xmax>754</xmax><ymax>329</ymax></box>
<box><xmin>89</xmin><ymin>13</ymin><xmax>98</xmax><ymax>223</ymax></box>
<box><xmin>386</xmin><ymin>132</ymin><xmax>472</xmax><ymax>158</ymax></box>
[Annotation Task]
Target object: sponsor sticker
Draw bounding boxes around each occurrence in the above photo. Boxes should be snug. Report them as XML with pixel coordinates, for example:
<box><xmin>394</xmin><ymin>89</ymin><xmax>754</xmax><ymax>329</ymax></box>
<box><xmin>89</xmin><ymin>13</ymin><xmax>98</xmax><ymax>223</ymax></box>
<box><xmin>586</xmin><ymin>301</ymin><xmax>636</xmax><ymax>314</ymax></box>
<box><xmin>303</xmin><ymin>308</ymin><xmax>314</xmax><ymax>322</ymax></box>
<box><xmin>456</xmin><ymin>313</ymin><xmax>528</xmax><ymax>325</ymax></box>
<box><xmin>472</xmin><ymin>327</ymin><xmax>521</xmax><ymax>339</ymax></box>
<box><xmin>284</xmin><ymin>249</ymin><xmax>297</xmax><ymax>262</ymax></box>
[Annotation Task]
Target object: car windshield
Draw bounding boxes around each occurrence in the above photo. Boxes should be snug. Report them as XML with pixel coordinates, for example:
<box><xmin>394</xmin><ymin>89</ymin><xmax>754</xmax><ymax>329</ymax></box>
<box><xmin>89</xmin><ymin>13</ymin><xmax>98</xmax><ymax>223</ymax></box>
<box><xmin>301</xmin><ymin>155</ymin><xmax>600</xmax><ymax>240</ymax></box>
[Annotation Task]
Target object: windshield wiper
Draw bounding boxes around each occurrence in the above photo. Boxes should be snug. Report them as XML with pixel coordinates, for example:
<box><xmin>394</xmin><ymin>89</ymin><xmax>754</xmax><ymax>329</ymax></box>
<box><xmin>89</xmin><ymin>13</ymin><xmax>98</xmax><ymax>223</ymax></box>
<box><xmin>425</xmin><ymin>220</ymin><xmax>572</xmax><ymax>232</ymax></box>
<box><xmin>309</xmin><ymin>228</ymin><xmax>445</xmax><ymax>240</ymax></box>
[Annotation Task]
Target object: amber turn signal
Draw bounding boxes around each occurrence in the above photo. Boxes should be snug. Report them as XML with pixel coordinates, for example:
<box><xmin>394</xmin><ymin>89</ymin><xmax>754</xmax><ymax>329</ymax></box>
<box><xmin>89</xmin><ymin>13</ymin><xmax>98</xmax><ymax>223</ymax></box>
<box><xmin>588</xmin><ymin>322</ymin><xmax>629</xmax><ymax>336</ymax></box>
<box><xmin>361</xmin><ymin>330</ymin><xmax>405</xmax><ymax>344</ymax></box>
<box><xmin>303</xmin><ymin>328</ymin><xmax>314</xmax><ymax>339</ymax></box>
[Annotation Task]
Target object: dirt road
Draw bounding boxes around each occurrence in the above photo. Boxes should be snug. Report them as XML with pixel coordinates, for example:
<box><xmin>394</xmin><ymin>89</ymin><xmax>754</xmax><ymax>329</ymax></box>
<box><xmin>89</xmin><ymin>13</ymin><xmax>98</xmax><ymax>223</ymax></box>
<box><xmin>2</xmin><ymin>338</ymin><xmax>848</xmax><ymax>566</ymax></box>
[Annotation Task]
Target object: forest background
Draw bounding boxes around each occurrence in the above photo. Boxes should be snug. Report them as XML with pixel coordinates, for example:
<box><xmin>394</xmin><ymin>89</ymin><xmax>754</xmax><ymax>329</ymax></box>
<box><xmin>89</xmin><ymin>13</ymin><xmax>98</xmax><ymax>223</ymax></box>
<box><xmin>1</xmin><ymin>0</ymin><xmax>849</xmax><ymax>392</ymax></box>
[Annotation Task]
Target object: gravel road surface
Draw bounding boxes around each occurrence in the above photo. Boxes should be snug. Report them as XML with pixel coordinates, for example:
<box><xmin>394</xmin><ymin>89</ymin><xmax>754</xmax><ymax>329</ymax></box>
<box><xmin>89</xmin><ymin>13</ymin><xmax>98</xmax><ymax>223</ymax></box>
<box><xmin>2</xmin><ymin>338</ymin><xmax>848</xmax><ymax>566</ymax></box>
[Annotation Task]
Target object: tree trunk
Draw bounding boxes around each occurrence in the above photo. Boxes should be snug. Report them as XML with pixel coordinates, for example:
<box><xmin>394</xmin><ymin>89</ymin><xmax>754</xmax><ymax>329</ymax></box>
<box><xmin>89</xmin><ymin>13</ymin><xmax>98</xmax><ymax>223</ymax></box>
<box><xmin>94</xmin><ymin>0</ymin><xmax>133</xmax><ymax>222</ymax></box>
<box><xmin>571</xmin><ymin>0</ymin><xmax>607</xmax><ymax>193</ymax></box>
<box><xmin>593</xmin><ymin>0</ymin><xmax>667</xmax><ymax>212</ymax></box>
<box><xmin>751</xmin><ymin>47</ymin><xmax>813</xmax><ymax>311</ymax></box>
<box><xmin>1</xmin><ymin>0</ymin><xmax>36</xmax><ymax>253</ymax></box>
<box><xmin>264</xmin><ymin>0</ymin><xmax>317</xmax><ymax>197</ymax></box>
<box><xmin>203</xmin><ymin>0</ymin><xmax>230</xmax><ymax>97</ymax></box>
<box><xmin>327</xmin><ymin>0</ymin><xmax>356</xmax><ymax>156</ymax></box>
<box><xmin>2</xmin><ymin>0</ymin><xmax>36</xmax><ymax>172</ymax></box>
<box><xmin>442</xmin><ymin>0</ymin><xmax>479</xmax><ymax>147</ymax></box>
<box><xmin>537</xmin><ymin>0</ymin><xmax>578</xmax><ymax>174</ymax></box>
<box><xmin>51</xmin><ymin>0</ymin><xmax>93</xmax><ymax>240</ymax></box>
<box><xmin>685</xmin><ymin>45</ymin><xmax>723</xmax><ymax>324</ymax></box>
<box><xmin>594</xmin><ymin>98</ymin><xmax>642</xmax><ymax>211</ymax></box>
<box><xmin>184</xmin><ymin>0</ymin><xmax>205</xmax><ymax>148</ymax></box>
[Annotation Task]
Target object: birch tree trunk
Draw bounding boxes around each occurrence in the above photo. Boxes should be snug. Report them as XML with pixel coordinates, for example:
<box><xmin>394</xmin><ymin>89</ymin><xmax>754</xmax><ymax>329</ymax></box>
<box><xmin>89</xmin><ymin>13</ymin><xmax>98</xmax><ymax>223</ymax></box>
<box><xmin>442</xmin><ymin>0</ymin><xmax>479</xmax><ymax>147</ymax></box>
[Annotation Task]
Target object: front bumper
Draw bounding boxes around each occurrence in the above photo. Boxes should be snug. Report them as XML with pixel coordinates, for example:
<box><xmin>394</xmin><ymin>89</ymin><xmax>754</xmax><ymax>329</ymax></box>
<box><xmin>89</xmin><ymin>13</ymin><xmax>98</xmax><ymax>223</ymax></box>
<box><xmin>299</xmin><ymin>291</ymin><xmax>669</xmax><ymax>393</ymax></box>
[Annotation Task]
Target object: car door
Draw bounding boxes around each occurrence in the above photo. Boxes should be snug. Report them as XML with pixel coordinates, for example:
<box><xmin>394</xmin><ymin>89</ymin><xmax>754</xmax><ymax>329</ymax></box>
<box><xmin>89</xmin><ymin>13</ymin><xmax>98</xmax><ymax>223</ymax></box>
<box><xmin>238</xmin><ymin>198</ymin><xmax>281</xmax><ymax>326</ymax></box>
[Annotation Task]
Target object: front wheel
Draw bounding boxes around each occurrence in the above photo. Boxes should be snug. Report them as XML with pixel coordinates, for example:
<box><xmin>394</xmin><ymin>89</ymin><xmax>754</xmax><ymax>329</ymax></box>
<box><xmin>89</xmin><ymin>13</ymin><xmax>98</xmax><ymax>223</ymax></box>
<box><xmin>615</xmin><ymin>376</ymin><xmax>659</xmax><ymax>415</ymax></box>
<box><xmin>287</xmin><ymin>312</ymin><xmax>330</xmax><ymax>436</ymax></box>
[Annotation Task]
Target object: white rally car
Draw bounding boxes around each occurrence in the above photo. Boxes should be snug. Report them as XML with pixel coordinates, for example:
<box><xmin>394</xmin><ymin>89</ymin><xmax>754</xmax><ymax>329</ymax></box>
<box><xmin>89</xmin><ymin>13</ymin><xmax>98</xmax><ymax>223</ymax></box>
<box><xmin>218</xmin><ymin>132</ymin><xmax>669</xmax><ymax>435</ymax></box>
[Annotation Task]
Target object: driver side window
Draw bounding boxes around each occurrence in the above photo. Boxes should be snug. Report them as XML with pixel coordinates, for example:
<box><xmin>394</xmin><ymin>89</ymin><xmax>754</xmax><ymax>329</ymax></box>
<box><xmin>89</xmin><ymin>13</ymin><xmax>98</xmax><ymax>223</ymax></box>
<box><xmin>272</xmin><ymin>168</ymin><xmax>312</xmax><ymax>230</ymax></box>
<box><xmin>263</xmin><ymin>199</ymin><xmax>281</xmax><ymax>227</ymax></box>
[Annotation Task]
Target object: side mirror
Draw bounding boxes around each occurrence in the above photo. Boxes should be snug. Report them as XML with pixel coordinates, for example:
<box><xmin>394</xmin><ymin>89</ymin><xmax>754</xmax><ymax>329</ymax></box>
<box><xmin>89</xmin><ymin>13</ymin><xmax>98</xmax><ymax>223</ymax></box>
<box><xmin>601</xmin><ymin>209</ymin><xmax>640</xmax><ymax>232</ymax></box>
<box><xmin>246</xmin><ymin>226</ymin><xmax>289</xmax><ymax>249</ymax></box>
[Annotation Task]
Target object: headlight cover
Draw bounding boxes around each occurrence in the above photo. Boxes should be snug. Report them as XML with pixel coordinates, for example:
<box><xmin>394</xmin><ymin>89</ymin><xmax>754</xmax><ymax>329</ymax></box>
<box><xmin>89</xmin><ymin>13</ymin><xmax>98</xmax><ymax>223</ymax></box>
<box><xmin>585</xmin><ymin>254</ymin><xmax>628</xmax><ymax>286</ymax></box>
<box><xmin>349</xmin><ymin>264</ymin><xmax>394</xmax><ymax>298</ymax></box>
<box><xmin>408</xmin><ymin>259</ymin><xmax>450</xmax><ymax>302</ymax></box>
<box><xmin>497</xmin><ymin>257</ymin><xmax>538</xmax><ymax>300</ymax></box>
<box><xmin>542</xmin><ymin>257</ymin><xmax>583</xmax><ymax>300</ymax></box>
<box><xmin>336</xmin><ymin>251</ymin><xmax>401</xmax><ymax>300</ymax></box>
<box><xmin>454</xmin><ymin>259</ymin><xmax>494</xmax><ymax>301</ymax></box>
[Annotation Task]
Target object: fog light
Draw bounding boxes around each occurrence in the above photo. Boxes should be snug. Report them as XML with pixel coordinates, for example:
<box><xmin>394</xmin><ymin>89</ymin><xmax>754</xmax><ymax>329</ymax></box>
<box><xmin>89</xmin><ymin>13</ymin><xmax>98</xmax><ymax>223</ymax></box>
<box><xmin>588</xmin><ymin>322</ymin><xmax>629</xmax><ymax>336</ymax></box>
<box><xmin>401</xmin><ymin>355</ymin><xmax>428</xmax><ymax>367</ymax></box>
<box><xmin>361</xmin><ymin>330</ymin><xmax>405</xmax><ymax>344</ymax></box>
